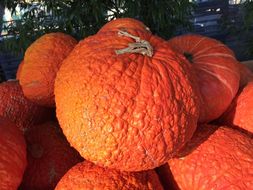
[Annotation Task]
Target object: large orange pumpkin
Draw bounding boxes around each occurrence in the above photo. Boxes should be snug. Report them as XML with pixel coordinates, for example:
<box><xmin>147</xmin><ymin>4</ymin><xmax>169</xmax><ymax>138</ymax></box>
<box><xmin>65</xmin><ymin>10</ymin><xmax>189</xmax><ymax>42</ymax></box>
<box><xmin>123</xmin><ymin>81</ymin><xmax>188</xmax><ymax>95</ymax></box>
<box><xmin>55</xmin><ymin>161</ymin><xmax>163</xmax><ymax>190</ymax></box>
<box><xmin>168</xmin><ymin>34</ymin><xmax>240</xmax><ymax>123</ymax></box>
<box><xmin>219</xmin><ymin>81</ymin><xmax>253</xmax><ymax>134</ymax></box>
<box><xmin>19</xmin><ymin>32</ymin><xmax>77</xmax><ymax>107</ymax></box>
<box><xmin>55</xmin><ymin>18</ymin><xmax>200</xmax><ymax>171</ymax></box>
<box><xmin>0</xmin><ymin>117</ymin><xmax>27</xmax><ymax>190</ymax></box>
<box><xmin>164</xmin><ymin>124</ymin><xmax>253</xmax><ymax>190</ymax></box>
<box><xmin>0</xmin><ymin>81</ymin><xmax>53</xmax><ymax>132</ymax></box>
<box><xmin>19</xmin><ymin>122</ymin><xmax>83</xmax><ymax>190</ymax></box>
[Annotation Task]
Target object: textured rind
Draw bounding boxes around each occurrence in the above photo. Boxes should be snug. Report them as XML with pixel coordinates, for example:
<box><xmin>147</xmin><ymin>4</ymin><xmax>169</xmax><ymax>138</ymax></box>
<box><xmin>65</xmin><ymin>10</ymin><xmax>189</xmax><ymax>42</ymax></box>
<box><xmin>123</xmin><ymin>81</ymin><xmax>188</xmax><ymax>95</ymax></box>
<box><xmin>0</xmin><ymin>117</ymin><xmax>27</xmax><ymax>190</ymax></box>
<box><xmin>219</xmin><ymin>81</ymin><xmax>253</xmax><ymax>134</ymax></box>
<box><xmin>19</xmin><ymin>122</ymin><xmax>83</xmax><ymax>190</ymax></box>
<box><xmin>168</xmin><ymin>34</ymin><xmax>240</xmax><ymax>123</ymax></box>
<box><xmin>98</xmin><ymin>17</ymin><xmax>151</xmax><ymax>34</ymax></box>
<box><xmin>55</xmin><ymin>161</ymin><xmax>163</xmax><ymax>190</ymax></box>
<box><xmin>20</xmin><ymin>32</ymin><xmax>77</xmax><ymax>107</ymax></box>
<box><xmin>168</xmin><ymin>125</ymin><xmax>253</xmax><ymax>190</ymax></box>
<box><xmin>0</xmin><ymin>81</ymin><xmax>53</xmax><ymax>132</ymax></box>
<box><xmin>55</xmin><ymin>25</ymin><xmax>200</xmax><ymax>171</ymax></box>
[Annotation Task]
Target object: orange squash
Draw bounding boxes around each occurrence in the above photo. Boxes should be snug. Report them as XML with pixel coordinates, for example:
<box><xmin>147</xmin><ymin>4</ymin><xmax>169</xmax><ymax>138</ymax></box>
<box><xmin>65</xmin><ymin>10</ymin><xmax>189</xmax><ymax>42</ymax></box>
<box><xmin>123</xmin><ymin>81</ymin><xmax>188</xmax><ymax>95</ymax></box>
<box><xmin>165</xmin><ymin>125</ymin><xmax>253</xmax><ymax>190</ymax></box>
<box><xmin>168</xmin><ymin>34</ymin><xmax>240</xmax><ymax>123</ymax></box>
<box><xmin>19</xmin><ymin>122</ymin><xmax>83</xmax><ymax>190</ymax></box>
<box><xmin>55</xmin><ymin>18</ymin><xmax>200</xmax><ymax>171</ymax></box>
<box><xmin>0</xmin><ymin>117</ymin><xmax>27</xmax><ymax>190</ymax></box>
<box><xmin>55</xmin><ymin>161</ymin><xmax>163</xmax><ymax>190</ymax></box>
<box><xmin>219</xmin><ymin>81</ymin><xmax>253</xmax><ymax>134</ymax></box>
<box><xmin>0</xmin><ymin>81</ymin><xmax>53</xmax><ymax>132</ymax></box>
<box><xmin>19</xmin><ymin>32</ymin><xmax>77</xmax><ymax>107</ymax></box>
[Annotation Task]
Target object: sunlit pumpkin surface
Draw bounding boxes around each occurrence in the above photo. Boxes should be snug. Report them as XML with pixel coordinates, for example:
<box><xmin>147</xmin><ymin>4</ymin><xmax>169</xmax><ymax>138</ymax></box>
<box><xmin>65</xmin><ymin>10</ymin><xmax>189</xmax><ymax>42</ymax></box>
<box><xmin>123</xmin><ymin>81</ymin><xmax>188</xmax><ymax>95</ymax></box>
<box><xmin>167</xmin><ymin>125</ymin><xmax>253</xmax><ymax>190</ymax></box>
<box><xmin>55</xmin><ymin>161</ymin><xmax>163</xmax><ymax>190</ymax></box>
<box><xmin>55</xmin><ymin>18</ymin><xmax>200</xmax><ymax>171</ymax></box>
<box><xmin>19</xmin><ymin>32</ymin><xmax>77</xmax><ymax>107</ymax></box>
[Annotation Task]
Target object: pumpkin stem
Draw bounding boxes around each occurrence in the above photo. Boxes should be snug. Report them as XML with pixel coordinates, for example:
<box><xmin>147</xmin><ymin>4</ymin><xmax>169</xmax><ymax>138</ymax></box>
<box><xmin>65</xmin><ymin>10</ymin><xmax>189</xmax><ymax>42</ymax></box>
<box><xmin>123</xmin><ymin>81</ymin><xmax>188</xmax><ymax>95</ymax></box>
<box><xmin>115</xmin><ymin>30</ymin><xmax>153</xmax><ymax>57</ymax></box>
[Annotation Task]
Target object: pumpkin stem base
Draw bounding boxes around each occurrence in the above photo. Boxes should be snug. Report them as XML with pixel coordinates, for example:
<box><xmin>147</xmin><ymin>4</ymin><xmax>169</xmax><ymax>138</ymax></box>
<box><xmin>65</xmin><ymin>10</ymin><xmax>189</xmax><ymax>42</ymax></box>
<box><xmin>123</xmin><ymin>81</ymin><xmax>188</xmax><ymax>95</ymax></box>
<box><xmin>115</xmin><ymin>30</ymin><xmax>153</xmax><ymax>57</ymax></box>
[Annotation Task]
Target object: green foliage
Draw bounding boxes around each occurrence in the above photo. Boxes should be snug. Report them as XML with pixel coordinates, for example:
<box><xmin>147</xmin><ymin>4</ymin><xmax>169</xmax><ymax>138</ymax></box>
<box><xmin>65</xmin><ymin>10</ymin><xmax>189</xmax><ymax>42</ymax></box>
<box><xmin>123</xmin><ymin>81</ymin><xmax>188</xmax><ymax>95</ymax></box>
<box><xmin>0</xmin><ymin>0</ymin><xmax>195</xmax><ymax>55</ymax></box>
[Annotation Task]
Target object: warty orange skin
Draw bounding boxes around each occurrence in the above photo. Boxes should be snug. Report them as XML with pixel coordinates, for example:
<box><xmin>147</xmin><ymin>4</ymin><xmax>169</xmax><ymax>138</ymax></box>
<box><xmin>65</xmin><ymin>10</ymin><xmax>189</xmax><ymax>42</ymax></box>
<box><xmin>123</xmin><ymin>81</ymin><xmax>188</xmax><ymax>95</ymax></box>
<box><xmin>0</xmin><ymin>117</ymin><xmax>27</xmax><ymax>190</ymax></box>
<box><xmin>55</xmin><ymin>161</ymin><xmax>164</xmax><ymax>190</ymax></box>
<box><xmin>19</xmin><ymin>32</ymin><xmax>77</xmax><ymax>107</ymax></box>
<box><xmin>0</xmin><ymin>81</ymin><xmax>53</xmax><ymax>132</ymax></box>
<box><xmin>167</xmin><ymin>125</ymin><xmax>253</xmax><ymax>190</ymax></box>
<box><xmin>55</xmin><ymin>19</ymin><xmax>200</xmax><ymax>171</ymax></box>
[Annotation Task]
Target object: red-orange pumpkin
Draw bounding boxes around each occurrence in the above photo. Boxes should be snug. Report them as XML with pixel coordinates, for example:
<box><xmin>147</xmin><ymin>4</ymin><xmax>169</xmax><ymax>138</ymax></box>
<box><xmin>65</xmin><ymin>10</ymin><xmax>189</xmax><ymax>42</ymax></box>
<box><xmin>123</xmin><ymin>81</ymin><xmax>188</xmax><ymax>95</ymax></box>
<box><xmin>0</xmin><ymin>81</ymin><xmax>53</xmax><ymax>132</ymax></box>
<box><xmin>55</xmin><ymin>161</ymin><xmax>163</xmax><ymax>190</ymax></box>
<box><xmin>164</xmin><ymin>125</ymin><xmax>253</xmax><ymax>190</ymax></box>
<box><xmin>219</xmin><ymin>81</ymin><xmax>253</xmax><ymax>134</ymax></box>
<box><xmin>168</xmin><ymin>34</ymin><xmax>240</xmax><ymax>123</ymax></box>
<box><xmin>19</xmin><ymin>122</ymin><xmax>83</xmax><ymax>190</ymax></box>
<box><xmin>19</xmin><ymin>32</ymin><xmax>77</xmax><ymax>107</ymax></box>
<box><xmin>0</xmin><ymin>117</ymin><xmax>27</xmax><ymax>190</ymax></box>
<box><xmin>55</xmin><ymin>18</ymin><xmax>200</xmax><ymax>171</ymax></box>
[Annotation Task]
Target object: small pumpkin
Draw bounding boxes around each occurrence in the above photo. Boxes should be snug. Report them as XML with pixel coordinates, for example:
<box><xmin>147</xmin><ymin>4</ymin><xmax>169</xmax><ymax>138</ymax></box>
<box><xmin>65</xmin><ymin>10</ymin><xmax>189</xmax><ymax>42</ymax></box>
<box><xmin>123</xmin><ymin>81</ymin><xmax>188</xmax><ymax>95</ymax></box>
<box><xmin>238</xmin><ymin>63</ymin><xmax>253</xmax><ymax>88</ymax></box>
<box><xmin>19</xmin><ymin>32</ymin><xmax>77</xmax><ymax>107</ymax></box>
<box><xmin>219</xmin><ymin>81</ymin><xmax>253</xmax><ymax>134</ymax></box>
<box><xmin>55</xmin><ymin>18</ymin><xmax>200</xmax><ymax>171</ymax></box>
<box><xmin>55</xmin><ymin>161</ymin><xmax>163</xmax><ymax>190</ymax></box>
<box><xmin>0</xmin><ymin>81</ymin><xmax>53</xmax><ymax>132</ymax></box>
<box><xmin>19</xmin><ymin>122</ymin><xmax>83</xmax><ymax>190</ymax></box>
<box><xmin>0</xmin><ymin>117</ymin><xmax>27</xmax><ymax>190</ymax></box>
<box><xmin>164</xmin><ymin>124</ymin><xmax>253</xmax><ymax>190</ymax></box>
<box><xmin>168</xmin><ymin>34</ymin><xmax>240</xmax><ymax>123</ymax></box>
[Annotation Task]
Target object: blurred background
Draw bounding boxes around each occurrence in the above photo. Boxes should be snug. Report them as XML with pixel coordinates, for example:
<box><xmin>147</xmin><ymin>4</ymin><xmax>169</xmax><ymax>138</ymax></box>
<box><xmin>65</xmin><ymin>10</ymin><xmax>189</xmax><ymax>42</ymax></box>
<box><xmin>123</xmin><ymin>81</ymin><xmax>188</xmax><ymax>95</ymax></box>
<box><xmin>0</xmin><ymin>0</ymin><xmax>253</xmax><ymax>81</ymax></box>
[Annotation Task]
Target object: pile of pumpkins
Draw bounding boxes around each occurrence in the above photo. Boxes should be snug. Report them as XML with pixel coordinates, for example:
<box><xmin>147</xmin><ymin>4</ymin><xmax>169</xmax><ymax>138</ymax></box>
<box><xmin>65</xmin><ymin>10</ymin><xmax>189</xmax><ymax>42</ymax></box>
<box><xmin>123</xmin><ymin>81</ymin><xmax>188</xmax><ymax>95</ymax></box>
<box><xmin>0</xmin><ymin>18</ymin><xmax>252</xmax><ymax>190</ymax></box>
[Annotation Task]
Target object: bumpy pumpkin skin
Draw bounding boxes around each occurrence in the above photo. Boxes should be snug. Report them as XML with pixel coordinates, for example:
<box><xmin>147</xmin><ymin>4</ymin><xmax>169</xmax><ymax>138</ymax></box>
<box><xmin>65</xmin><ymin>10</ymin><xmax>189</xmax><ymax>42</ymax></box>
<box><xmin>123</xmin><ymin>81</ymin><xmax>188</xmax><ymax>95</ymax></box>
<box><xmin>0</xmin><ymin>81</ymin><xmax>53</xmax><ymax>132</ymax></box>
<box><xmin>168</xmin><ymin>34</ymin><xmax>240</xmax><ymax>123</ymax></box>
<box><xmin>55</xmin><ymin>19</ymin><xmax>200</xmax><ymax>171</ymax></box>
<box><xmin>55</xmin><ymin>161</ymin><xmax>163</xmax><ymax>190</ymax></box>
<box><xmin>19</xmin><ymin>32</ymin><xmax>77</xmax><ymax>107</ymax></box>
<box><xmin>219</xmin><ymin>81</ymin><xmax>253</xmax><ymax>134</ymax></box>
<box><xmin>0</xmin><ymin>117</ymin><xmax>27</xmax><ymax>190</ymax></box>
<box><xmin>98</xmin><ymin>17</ymin><xmax>151</xmax><ymax>34</ymax></box>
<box><xmin>167</xmin><ymin>125</ymin><xmax>253</xmax><ymax>190</ymax></box>
<box><xmin>16</xmin><ymin>60</ymin><xmax>24</xmax><ymax>80</ymax></box>
<box><xmin>19</xmin><ymin>122</ymin><xmax>83</xmax><ymax>190</ymax></box>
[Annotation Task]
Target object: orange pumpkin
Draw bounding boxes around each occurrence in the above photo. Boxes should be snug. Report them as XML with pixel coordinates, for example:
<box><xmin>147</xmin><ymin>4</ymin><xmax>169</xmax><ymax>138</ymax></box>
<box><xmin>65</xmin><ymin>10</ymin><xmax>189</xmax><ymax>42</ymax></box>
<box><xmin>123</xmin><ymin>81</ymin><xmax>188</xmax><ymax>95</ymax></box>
<box><xmin>55</xmin><ymin>18</ymin><xmax>200</xmax><ymax>171</ymax></box>
<box><xmin>168</xmin><ymin>34</ymin><xmax>240</xmax><ymax>123</ymax></box>
<box><xmin>19</xmin><ymin>122</ymin><xmax>83</xmax><ymax>190</ymax></box>
<box><xmin>19</xmin><ymin>32</ymin><xmax>77</xmax><ymax>107</ymax></box>
<box><xmin>219</xmin><ymin>81</ymin><xmax>253</xmax><ymax>134</ymax></box>
<box><xmin>16</xmin><ymin>60</ymin><xmax>24</xmax><ymax>80</ymax></box>
<box><xmin>0</xmin><ymin>117</ymin><xmax>27</xmax><ymax>190</ymax></box>
<box><xmin>55</xmin><ymin>161</ymin><xmax>163</xmax><ymax>190</ymax></box>
<box><xmin>164</xmin><ymin>125</ymin><xmax>253</xmax><ymax>190</ymax></box>
<box><xmin>0</xmin><ymin>81</ymin><xmax>53</xmax><ymax>132</ymax></box>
